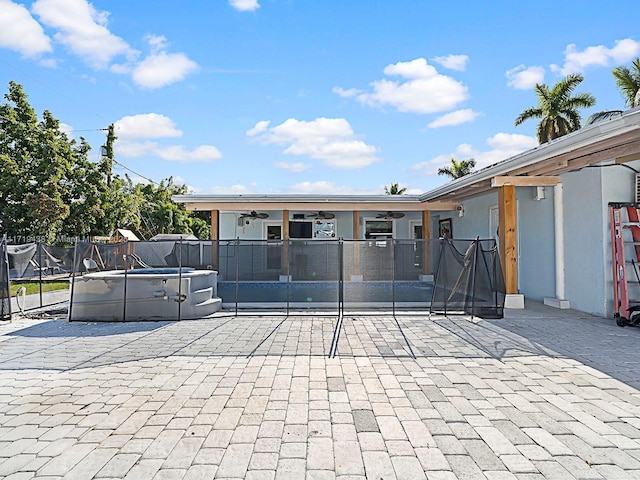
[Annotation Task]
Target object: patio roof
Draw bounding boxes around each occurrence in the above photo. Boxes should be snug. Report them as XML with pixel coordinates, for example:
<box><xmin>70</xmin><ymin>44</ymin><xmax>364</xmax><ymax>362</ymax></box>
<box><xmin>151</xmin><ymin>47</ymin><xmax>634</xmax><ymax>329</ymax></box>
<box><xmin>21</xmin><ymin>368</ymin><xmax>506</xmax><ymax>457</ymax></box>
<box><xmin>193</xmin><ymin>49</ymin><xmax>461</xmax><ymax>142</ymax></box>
<box><xmin>172</xmin><ymin>194</ymin><xmax>458</xmax><ymax>211</ymax></box>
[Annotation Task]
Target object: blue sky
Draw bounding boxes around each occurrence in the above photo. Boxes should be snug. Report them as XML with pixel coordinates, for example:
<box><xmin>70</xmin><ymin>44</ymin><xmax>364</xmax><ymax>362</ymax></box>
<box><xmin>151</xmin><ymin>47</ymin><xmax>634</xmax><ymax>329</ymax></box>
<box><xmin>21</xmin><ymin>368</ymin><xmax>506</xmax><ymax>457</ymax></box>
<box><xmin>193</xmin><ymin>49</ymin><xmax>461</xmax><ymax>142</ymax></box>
<box><xmin>1</xmin><ymin>0</ymin><xmax>639</xmax><ymax>195</ymax></box>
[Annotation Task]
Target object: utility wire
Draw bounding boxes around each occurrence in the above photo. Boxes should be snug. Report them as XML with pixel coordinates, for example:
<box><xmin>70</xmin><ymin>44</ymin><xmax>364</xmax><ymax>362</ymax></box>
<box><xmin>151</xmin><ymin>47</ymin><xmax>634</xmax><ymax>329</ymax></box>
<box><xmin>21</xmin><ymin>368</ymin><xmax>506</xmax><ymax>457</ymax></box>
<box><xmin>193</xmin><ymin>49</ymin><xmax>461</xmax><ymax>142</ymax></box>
<box><xmin>112</xmin><ymin>158</ymin><xmax>161</xmax><ymax>185</ymax></box>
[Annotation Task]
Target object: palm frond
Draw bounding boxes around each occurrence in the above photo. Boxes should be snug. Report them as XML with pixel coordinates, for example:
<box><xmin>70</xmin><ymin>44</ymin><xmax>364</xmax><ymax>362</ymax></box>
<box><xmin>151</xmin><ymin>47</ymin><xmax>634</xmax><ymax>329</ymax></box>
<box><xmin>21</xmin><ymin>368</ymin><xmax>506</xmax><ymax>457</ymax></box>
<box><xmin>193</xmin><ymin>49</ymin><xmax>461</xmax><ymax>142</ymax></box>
<box><xmin>585</xmin><ymin>110</ymin><xmax>623</xmax><ymax>126</ymax></box>
<box><xmin>514</xmin><ymin>108</ymin><xmax>543</xmax><ymax>126</ymax></box>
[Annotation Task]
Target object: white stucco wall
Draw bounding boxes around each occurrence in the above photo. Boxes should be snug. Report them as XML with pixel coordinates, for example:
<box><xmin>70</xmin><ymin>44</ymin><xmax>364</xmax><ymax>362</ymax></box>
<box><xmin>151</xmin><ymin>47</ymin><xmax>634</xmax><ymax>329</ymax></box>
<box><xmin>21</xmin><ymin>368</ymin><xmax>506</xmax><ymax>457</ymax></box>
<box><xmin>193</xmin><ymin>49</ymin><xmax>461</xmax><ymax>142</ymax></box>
<box><xmin>218</xmin><ymin>210</ymin><xmax>424</xmax><ymax>240</ymax></box>
<box><xmin>562</xmin><ymin>163</ymin><xmax>637</xmax><ymax>317</ymax></box>
<box><xmin>434</xmin><ymin>188</ymin><xmax>556</xmax><ymax>302</ymax></box>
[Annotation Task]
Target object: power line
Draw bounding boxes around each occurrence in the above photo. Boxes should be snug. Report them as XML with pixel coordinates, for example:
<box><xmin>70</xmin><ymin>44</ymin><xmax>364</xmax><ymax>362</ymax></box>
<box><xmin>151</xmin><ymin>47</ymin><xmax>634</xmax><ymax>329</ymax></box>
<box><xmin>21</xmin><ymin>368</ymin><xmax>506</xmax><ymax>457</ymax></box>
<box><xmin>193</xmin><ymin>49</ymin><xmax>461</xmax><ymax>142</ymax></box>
<box><xmin>112</xmin><ymin>158</ymin><xmax>160</xmax><ymax>185</ymax></box>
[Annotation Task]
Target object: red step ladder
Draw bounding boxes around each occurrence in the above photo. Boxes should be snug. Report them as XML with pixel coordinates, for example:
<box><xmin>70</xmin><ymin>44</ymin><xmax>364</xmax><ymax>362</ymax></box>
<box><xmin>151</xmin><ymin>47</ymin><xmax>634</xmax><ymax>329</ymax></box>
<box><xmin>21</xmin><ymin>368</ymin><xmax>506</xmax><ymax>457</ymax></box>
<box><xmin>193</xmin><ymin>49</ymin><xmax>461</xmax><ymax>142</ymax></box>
<box><xmin>610</xmin><ymin>202</ymin><xmax>640</xmax><ymax>326</ymax></box>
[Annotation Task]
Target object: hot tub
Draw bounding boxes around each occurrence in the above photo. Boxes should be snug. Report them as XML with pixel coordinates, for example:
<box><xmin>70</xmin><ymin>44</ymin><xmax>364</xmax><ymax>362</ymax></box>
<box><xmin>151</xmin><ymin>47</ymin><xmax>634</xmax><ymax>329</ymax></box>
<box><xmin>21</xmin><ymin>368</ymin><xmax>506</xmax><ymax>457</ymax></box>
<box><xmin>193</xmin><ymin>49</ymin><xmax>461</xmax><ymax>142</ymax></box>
<box><xmin>70</xmin><ymin>267</ymin><xmax>221</xmax><ymax>321</ymax></box>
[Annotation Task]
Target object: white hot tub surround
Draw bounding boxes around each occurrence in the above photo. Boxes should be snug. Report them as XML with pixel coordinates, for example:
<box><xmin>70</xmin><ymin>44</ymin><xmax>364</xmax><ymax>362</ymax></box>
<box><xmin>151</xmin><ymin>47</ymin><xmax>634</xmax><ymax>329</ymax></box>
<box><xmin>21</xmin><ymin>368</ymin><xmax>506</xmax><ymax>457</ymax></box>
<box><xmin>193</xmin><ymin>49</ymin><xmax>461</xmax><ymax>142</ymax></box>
<box><xmin>70</xmin><ymin>267</ymin><xmax>221</xmax><ymax>321</ymax></box>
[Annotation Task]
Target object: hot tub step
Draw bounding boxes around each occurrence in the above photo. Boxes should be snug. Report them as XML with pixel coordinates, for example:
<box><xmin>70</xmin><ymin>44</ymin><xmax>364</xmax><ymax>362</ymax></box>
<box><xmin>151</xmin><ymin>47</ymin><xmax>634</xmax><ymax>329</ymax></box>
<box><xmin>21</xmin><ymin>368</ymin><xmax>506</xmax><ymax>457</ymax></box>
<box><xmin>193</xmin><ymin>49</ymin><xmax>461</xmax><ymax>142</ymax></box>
<box><xmin>194</xmin><ymin>297</ymin><xmax>222</xmax><ymax>312</ymax></box>
<box><xmin>191</xmin><ymin>286</ymin><xmax>214</xmax><ymax>304</ymax></box>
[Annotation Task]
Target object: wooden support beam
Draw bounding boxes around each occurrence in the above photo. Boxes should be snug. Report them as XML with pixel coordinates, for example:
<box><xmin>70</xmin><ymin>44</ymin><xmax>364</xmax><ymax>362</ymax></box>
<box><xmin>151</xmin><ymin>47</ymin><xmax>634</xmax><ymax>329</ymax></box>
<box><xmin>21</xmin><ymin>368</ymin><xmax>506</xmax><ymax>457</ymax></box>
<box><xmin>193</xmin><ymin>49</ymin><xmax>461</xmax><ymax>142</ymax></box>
<box><xmin>352</xmin><ymin>211</ymin><xmax>360</xmax><ymax>239</ymax></box>
<box><xmin>491</xmin><ymin>176</ymin><xmax>559</xmax><ymax>187</ymax></box>
<box><xmin>282</xmin><ymin>210</ymin><xmax>289</xmax><ymax>240</ymax></box>
<box><xmin>210</xmin><ymin>210</ymin><xmax>219</xmax><ymax>271</ymax></box>
<box><xmin>498</xmin><ymin>186</ymin><xmax>518</xmax><ymax>294</ymax></box>
<box><xmin>616</xmin><ymin>152</ymin><xmax>640</xmax><ymax>164</ymax></box>
<box><xmin>422</xmin><ymin>210</ymin><xmax>431</xmax><ymax>275</ymax></box>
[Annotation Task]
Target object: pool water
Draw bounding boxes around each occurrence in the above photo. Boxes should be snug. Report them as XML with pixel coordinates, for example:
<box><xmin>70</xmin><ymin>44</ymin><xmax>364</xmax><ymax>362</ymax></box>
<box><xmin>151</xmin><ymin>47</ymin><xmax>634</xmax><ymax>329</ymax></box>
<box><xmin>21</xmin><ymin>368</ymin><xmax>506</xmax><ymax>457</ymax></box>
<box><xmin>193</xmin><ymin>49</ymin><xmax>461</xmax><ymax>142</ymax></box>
<box><xmin>217</xmin><ymin>280</ymin><xmax>433</xmax><ymax>306</ymax></box>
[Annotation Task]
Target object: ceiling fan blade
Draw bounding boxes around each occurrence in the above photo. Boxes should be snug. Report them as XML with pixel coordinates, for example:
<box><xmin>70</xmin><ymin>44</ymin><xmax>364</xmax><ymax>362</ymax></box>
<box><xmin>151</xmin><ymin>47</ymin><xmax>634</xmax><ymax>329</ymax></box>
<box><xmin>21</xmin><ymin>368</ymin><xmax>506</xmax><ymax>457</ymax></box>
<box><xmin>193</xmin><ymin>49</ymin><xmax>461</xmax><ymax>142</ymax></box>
<box><xmin>256</xmin><ymin>213</ymin><xmax>269</xmax><ymax>219</ymax></box>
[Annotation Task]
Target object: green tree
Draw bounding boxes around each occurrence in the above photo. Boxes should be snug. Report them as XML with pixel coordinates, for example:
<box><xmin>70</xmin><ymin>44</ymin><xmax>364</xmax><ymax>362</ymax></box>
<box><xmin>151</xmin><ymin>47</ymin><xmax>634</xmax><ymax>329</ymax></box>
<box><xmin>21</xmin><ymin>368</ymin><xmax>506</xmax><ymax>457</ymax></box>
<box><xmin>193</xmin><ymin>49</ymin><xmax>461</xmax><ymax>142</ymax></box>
<box><xmin>515</xmin><ymin>74</ymin><xmax>595</xmax><ymax>144</ymax></box>
<box><xmin>437</xmin><ymin>157</ymin><xmax>476</xmax><ymax>180</ymax></box>
<box><xmin>384</xmin><ymin>183</ymin><xmax>407</xmax><ymax>195</ymax></box>
<box><xmin>0</xmin><ymin>81</ymin><xmax>95</xmax><ymax>241</ymax></box>
<box><xmin>135</xmin><ymin>178</ymin><xmax>209</xmax><ymax>240</ymax></box>
<box><xmin>585</xmin><ymin>58</ymin><xmax>640</xmax><ymax>125</ymax></box>
<box><xmin>614</xmin><ymin>57</ymin><xmax>640</xmax><ymax>108</ymax></box>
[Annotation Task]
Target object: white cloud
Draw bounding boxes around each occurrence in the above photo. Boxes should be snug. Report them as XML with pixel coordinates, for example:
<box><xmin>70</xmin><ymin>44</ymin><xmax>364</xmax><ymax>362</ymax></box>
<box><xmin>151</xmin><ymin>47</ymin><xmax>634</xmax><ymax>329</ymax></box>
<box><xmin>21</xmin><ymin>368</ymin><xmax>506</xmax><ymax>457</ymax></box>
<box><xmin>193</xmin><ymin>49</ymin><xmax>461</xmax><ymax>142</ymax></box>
<box><xmin>116</xmin><ymin>141</ymin><xmax>222</xmax><ymax>163</ymax></box>
<box><xmin>0</xmin><ymin>0</ymin><xmax>51</xmax><ymax>57</ymax></box>
<box><xmin>274</xmin><ymin>162</ymin><xmax>311</xmax><ymax>173</ymax></box>
<box><xmin>551</xmin><ymin>38</ymin><xmax>640</xmax><ymax>75</ymax></box>
<box><xmin>332</xmin><ymin>86</ymin><xmax>361</xmax><ymax>98</ymax></box>
<box><xmin>115</xmin><ymin>140</ymin><xmax>158</xmax><ymax>158</ymax></box>
<box><xmin>145</xmin><ymin>34</ymin><xmax>169</xmax><ymax>52</ymax></box>
<box><xmin>59</xmin><ymin>122</ymin><xmax>73</xmax><ymax>135</ymax></box>
<box><xmin>32</xmin><ymin>0</ymin><xmax>135</xmax><ymax>69</ymax></box>
<box><xmin>336</xmin><ymin>58</ymin><xmax>468</xmax><ymax>114</ymax></box>
<box><xmin>132</xmin><ymin>51</ymin><xmax>198</xmax><ymax>89</ymax></box>
<box><xmin>114</xmin><ymin>113</ymin><xmax>183</xmax><ymax>140</ymax></box>
<box><xmin>210</xmin><ymin>184</ymin><xmax>255</xmax><ymax>194</ymax></box>
<box><xmin>506</xmin><ymin>65</ymin><xmax>545</xmax><ymax>90</ymax></box>
<box><xmin>288</xmin><ymin>181</ymin><xmax>377</xmax><ymax>195</ymax></box>
<box><xmin>432</xmin><ymin>54</ymin><xmax>469</xmax><ymax>71</ymax></box>
<box><xmin>246</xmin><ymin>120</ymin><xmax>270</xmax><ymax>136</ymax></box>
<box><xmin>114</xmin><ymin>113</ymin><xmax>220</xmax><ymax>162</ymax></box>
<box><xmin>427</xmin><ymin>109</ymin><xmax>480</xmax><ymax>128</ymax></box>
<box><xmin>249</xmin><ymin>117</ymin><xmax>380</xmax><ymax>169</ymax></box>
<box><xmin>412</xmin><ymin>132</ymin><xmax>537</xmax><ymax>175</ymax></box>
<box><xmin>157</xmin><ymin>145</ymin><xmax>222</xmax><ymax>162</ymax></box>
<box><xmin>229</xmin><ymin>0</ymin><xmax>260</xmax><ymax>11</ymax></box>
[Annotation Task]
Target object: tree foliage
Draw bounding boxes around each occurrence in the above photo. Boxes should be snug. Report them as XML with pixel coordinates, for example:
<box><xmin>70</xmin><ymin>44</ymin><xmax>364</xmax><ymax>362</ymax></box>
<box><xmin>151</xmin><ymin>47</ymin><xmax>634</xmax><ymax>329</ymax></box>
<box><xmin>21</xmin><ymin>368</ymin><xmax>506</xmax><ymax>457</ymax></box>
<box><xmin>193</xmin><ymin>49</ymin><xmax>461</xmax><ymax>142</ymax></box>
<box><xmin>613</xmin><ymin>57</ymin><xmax>640</xmax><ymax>108</ymax></box>
<box><xmin>514</xmin><ymin>74</ymin><xmax>595</xmax><ymax>144</ymax></box>
<box><xmin>0</xmin><ymin>81</ymin><xmax>209</xmax><ymax>243</ymax></box>
<box><xmin>384</xmin><ymin>183</ymin><xmax>407</xmax><ymax>195</ymax></box>
<box><xmin>437</xmin><ymin>157</ymin><xmax>476</xmax><ymax>180</ymax></box>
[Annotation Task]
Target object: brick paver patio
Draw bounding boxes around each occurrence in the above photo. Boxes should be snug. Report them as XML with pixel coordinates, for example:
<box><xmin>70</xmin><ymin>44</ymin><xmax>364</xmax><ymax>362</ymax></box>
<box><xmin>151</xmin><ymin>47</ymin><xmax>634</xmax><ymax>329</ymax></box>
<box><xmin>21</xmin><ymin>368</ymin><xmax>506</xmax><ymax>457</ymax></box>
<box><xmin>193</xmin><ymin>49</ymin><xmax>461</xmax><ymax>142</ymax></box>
<box><xmin>2</xmin><ymin>301</ymin><xmax>640</xmax><ymax>479</ymax></box>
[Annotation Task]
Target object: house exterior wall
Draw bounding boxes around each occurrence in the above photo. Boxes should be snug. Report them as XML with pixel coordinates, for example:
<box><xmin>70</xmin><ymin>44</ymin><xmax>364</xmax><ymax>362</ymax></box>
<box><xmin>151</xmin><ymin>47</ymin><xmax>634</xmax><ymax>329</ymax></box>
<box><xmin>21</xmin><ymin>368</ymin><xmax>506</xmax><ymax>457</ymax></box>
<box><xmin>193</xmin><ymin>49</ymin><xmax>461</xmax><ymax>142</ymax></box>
<box><xmin>435</xmin><ymin>188</ymin><xmax>555</xmax><ymax>303</ymax></box>
<box><xmin>515</xmin><ymin>187</ymin><xmax>556</xmax><ymax>301</ymax></box>
<box><xmin>562</xmin><ymin>163</ymin><xmax>636</xmax><ymax>317</ymax></box>
<box><xmin>218</xmin><ymin>210</ymin><xmax>424</xmax><ymax>240</ymax></box>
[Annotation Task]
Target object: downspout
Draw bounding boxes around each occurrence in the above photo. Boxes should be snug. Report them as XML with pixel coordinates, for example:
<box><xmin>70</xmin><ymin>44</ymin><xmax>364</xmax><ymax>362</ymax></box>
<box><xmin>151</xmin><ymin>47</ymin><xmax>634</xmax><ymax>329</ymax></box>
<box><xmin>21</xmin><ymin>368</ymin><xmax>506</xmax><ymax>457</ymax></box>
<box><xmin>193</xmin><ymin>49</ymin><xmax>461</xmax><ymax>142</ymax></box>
<box><xmin>554</xmin><ymin>183</ymin><xmax>565</xmax><ymax>300</ymax></box>
<box><xmin>545</xmin><ymin>182</ymin><xmax>570</xmax><ymax>308</ymax></box>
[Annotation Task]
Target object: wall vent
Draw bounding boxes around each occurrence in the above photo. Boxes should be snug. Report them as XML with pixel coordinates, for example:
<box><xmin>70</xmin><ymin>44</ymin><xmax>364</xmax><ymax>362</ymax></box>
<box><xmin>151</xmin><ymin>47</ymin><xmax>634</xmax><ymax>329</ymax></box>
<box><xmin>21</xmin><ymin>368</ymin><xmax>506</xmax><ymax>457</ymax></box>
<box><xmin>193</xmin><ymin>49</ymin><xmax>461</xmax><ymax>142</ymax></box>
<box><xmin>636</xmin><ymin>174</ymin><xmax>640</xmax><ymax>203</ymax></box>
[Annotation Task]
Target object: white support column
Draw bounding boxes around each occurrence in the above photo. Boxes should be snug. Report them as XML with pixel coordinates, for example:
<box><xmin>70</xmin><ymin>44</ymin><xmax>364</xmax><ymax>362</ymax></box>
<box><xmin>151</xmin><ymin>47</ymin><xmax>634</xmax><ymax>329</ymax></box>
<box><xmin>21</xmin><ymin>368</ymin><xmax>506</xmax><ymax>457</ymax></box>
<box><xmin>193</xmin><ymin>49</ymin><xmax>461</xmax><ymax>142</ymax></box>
<box><xmin>545</xmin><ymin>183</ymin><xmax>570</xmax><ymax>309</ymax></box>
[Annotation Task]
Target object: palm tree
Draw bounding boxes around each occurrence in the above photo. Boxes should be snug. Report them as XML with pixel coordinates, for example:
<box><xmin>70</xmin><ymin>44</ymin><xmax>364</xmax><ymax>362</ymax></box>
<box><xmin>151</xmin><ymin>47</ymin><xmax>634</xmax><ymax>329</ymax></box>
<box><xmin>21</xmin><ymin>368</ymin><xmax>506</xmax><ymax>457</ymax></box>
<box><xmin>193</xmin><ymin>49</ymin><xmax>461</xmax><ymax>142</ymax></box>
<box><xmin>613</xmin><ymin>57</ymin><xmax>640</xmax><ymax>108</ymax></box>
<box><xmin>437</xmin><ymin>157</ymin><xmax>476</xmax><ymax>180</ymax></box>
<box><xmin>586</xmin><ymin>58</ymin><xmax>640</xmax><ymax>125</ymax></box>
<box><xmin>515</xmin><ymin>74</ymin><xmax>595</xmax><ymax>144</ymax></box>
<box><xmin>384</xmin><ymin>183</ymin><xmax>407</xmax><ymax>195</ymax></box>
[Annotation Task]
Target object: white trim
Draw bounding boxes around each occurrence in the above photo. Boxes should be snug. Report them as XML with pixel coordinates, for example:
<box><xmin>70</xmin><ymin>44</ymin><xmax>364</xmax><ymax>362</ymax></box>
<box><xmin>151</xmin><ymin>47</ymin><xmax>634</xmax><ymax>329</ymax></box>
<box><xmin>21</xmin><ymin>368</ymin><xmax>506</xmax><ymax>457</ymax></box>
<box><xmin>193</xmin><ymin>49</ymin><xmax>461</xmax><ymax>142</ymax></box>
<box><xmin>408</xmin><ymin>220</ymin><xmax>422</xmax><ymax>239</ymax></box>
<box><xmin>363</xmin><ymin>216</ymin><xmax>396</xmax><ymax>239</ymax></box>
<box><xmin>262</xmin><ymin>221</ymin><xmax>283</xmax><ymax>240</ymax></box>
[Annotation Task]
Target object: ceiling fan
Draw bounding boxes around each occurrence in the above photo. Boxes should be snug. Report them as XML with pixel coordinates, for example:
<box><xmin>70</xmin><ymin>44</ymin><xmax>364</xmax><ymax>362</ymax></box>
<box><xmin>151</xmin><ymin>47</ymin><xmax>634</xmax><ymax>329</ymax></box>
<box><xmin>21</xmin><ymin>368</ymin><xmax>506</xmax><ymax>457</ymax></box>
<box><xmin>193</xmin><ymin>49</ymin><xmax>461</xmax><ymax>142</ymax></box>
<box><xmin>240</xmin><ymin>210</ymin><xmax>269</xmax><ymax>220</ymax></box>
<box><xmin>307</xmin><ymin>211</ymin><xmax>335</xmax><ymax>220</ymax></box>
<box><xmin>376</xmin><ymin>211</ymin><xmax>405</xmax><ymax>220</ymax></box>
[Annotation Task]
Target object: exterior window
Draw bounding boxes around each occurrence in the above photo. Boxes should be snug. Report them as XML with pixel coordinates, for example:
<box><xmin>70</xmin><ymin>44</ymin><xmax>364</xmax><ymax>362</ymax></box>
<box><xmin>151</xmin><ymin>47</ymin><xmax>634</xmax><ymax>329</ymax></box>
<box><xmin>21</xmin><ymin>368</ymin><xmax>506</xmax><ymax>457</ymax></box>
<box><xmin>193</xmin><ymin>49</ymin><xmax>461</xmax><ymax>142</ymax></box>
<box><xmin>364</xmin><ymin>220</ymin><xmax>393</xmax><ymax>239</ymax></box>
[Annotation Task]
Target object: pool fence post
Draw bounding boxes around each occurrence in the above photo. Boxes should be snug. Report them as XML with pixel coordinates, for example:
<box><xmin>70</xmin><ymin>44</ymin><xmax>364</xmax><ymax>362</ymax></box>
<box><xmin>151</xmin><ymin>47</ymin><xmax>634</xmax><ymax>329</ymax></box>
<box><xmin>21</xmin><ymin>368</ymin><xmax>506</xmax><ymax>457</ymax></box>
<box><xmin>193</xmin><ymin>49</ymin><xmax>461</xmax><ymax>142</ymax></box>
<box><xmin>392</xmin><ymin>239</ymin><xmax>397</xmax><ymax>316</ymax></box>
<box><xmin>286</xmin><ymin>239</ymin><xmax>291</xmax><ymax>316</ymax></box>
<box><xmin>122</xmin><ymin>242</ymin><xmax>128</xmax><ymax>322</ymax></box>
<box><xmin>178</xmin><ymin>238</ymin><xmax>183</xmax><ymax>321</ymax></box>
<box><xmin>37</xmin><ymin>241</ymin><xmax>43</xmax><ymax>309</ymax></box>
<box><xmin>469</xmin><ymin>238</ymin><xmax>479</xmax><ymax>318</ymax></box>
<box><xmin>68</xmin><ymin>238</ymin><xmax>78</xmax><ymax>321</ymax></box>
<box><xmin>234</xmin><ymin>238</ymin><xmax>240</xmax><ymax>316</ymax></box>
<box><xmin>339</xmin><ymin>237</ymin><xmax>344</xmax><ymax>317</ymax></box>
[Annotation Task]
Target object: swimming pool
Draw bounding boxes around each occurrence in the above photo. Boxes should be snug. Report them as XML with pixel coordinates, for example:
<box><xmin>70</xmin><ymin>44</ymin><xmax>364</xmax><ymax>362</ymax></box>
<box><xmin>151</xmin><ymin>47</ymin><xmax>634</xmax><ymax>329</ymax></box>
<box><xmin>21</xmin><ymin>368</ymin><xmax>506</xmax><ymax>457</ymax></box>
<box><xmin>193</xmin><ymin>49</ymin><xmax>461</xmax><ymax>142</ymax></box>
<box><xmin>217</xmin><ymin>280</ymin><xmax>433</xmax><ymax>308</ymax></box>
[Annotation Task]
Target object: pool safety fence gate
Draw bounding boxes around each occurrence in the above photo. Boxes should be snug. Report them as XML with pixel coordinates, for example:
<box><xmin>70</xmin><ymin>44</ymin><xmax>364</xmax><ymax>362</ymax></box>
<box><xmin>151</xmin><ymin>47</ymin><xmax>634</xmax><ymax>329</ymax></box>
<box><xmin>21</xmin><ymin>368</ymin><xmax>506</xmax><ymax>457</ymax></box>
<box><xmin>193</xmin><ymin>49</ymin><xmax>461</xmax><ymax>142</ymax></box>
<box><xmin>3</xmin><ymin>240</ymin><xmax>74</xmax><ymax>313</ymax></box>
<box><xmin>430</xmin><ymin>237</ymin><xmax>505</xmax><ymax>319</ymax></box>
<box><xmin>1</xmin><ymin>236</ymin><xmax>10</xmax><ymax>321</ymax></box>
<box><xmin>68</xmin><ymin>237</ymin><xmax>505</xmax><ymax>321</ymax></box>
